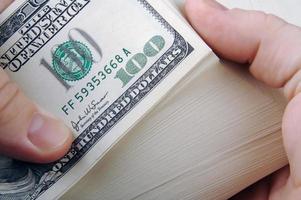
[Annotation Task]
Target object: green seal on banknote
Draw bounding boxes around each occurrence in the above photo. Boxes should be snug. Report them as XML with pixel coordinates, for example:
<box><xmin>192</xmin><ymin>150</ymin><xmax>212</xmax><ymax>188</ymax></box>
<box><xmin>52</xmin><ymin>41</ymin><xmax>93</xmax><ymax>81</ymax></box>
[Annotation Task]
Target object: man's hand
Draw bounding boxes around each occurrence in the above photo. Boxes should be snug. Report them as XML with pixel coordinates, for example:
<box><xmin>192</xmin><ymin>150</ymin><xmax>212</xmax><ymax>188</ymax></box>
<box><xmin>185</xmin><ymin>0</ymin><xmax>301</xmax><ymax>199</ymax></box>
<box><xmin>0</xmin><ymin>0</ymin><xmax>73</xmax><ymax>164</ymax></box>
<box><xmin>0</xmin><ymin>69</ymin><xmax>73</xmax><ymax>163</ymax></box>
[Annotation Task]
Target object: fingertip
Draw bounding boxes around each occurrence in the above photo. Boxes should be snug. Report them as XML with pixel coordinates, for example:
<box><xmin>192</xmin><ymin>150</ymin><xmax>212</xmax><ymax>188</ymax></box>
<box><xmin>32</xmin><ymin>131</ymin><xmax>74</xmax><ymax>164</ymax></box>
<box><xmin>0</xmin><ymin>113</ymin><xmax>74</xmax><ymax>164</ymax></box>
<box><xmin>28</xmin><ymin>114</ymin><xmax>71</xmax><ymax>151</ymax></box>
<box><xmin>185</xmin><ymin>0</ymin><xmax>227</xmax><ymax>29</ymax></box>
<box><xmin>185</xmin><ymin>0</ymin><xmax>244</xmax><ymax>61</ymax></box>
<box><xmin>185</xmin><ymin>0</ymin><xmax>227</xmax><ymax>13</ymax></box>
<box><xmin>27</xmin><ymin>114</ymin><xmax>74</xmax><ymax>163</ymax></box>
<box><xmin>185</xmin><ymin>0</ymin><xmax>269</xmax><ymax>65</ymax></box>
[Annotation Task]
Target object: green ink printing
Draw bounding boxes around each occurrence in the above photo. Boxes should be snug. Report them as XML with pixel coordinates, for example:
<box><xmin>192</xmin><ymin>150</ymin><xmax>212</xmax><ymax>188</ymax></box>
<box><xmin>53</xmin><ymin>41</ymin><xmax>93</xmax><ymax>82</ymax></box>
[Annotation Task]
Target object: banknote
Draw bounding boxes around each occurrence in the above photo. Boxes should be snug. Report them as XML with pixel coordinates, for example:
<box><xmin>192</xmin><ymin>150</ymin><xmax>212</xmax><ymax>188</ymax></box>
<box><xmin>0</xmin><ymin>0</ymin><xmax>210</xmax><ymax>199</ymax></box>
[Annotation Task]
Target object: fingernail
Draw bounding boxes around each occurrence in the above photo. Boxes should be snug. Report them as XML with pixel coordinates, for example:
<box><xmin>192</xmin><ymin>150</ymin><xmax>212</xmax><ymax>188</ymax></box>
<box><xmin>28</xmin><ymin>113</ymin><xmax>71</xmax><ymax>150</ymax></box>
<box><xmin>203</xmin><ymin>0</ymin><xmax>227</xmax><ymax>10</ymax></box>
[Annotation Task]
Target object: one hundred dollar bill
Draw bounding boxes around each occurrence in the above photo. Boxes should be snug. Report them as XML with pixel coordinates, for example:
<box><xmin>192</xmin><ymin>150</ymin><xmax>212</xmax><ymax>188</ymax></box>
<box><xmin>0</xmin><ymin>0</ymin><xmax>210</xmax><ymax>199</ymax></box>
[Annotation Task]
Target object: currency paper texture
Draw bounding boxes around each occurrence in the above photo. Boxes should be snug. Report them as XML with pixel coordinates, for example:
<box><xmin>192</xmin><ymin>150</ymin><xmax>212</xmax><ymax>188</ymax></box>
<box><xmin>0</xmin><ymin>0</ymin><xmax>209</xmax><ymax>199</ymax></box>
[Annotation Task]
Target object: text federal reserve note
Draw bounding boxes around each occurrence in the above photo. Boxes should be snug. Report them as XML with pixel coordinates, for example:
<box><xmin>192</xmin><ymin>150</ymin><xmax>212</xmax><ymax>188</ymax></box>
<box><xmin>0</xmin><ymin>0</ymin><xmax>209</xmax><ymax>199</ymax></box>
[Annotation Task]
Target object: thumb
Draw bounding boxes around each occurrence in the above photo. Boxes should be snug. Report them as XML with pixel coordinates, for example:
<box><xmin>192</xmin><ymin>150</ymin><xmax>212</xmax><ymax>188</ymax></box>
<box><xmin>0</xmin><ymin>69</ymin><xmax>73</xmax><ymax>163</ymax></box>
<box><xmin>185</xmin><ymin>0</ymin><xmax>301</xmax><ymax>100</ymax></box>
<box><xmin>185</xmin><ymin>0</ymin><xmax>301</xmax><ymax>188</ymax></box>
